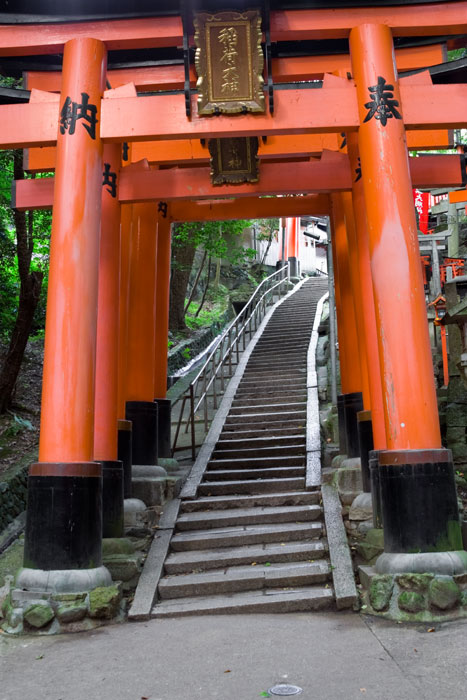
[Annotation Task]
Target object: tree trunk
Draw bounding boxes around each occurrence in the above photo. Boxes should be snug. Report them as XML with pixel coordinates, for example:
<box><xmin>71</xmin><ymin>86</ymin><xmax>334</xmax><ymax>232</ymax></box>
<box><xmin>184</xmin><ymin>247</ymin><xmax>207</xmax><ymax>313</ymax></box>
<box><xmin>195</xmin><ymin>257</ymin><xmax>212</xmax><ymax>318</ymax></box>
<box><xmin>0</xmin><ymin>153</ymin><xmax>44</xmax><ymax>413</ymax></box>
<box><xmin>169</xmin><ymin>238</ymin><xmax>196</xmax><ymax>332</ymax></box>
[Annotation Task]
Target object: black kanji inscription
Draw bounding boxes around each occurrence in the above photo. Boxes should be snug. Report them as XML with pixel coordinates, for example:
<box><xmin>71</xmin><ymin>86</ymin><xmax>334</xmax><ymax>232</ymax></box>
<box><xmin>158</xmin><ymin>201</ymin><xmax>168</xmax><ymax>218</ymax></box>
<box><xmin>102</xmin><ymin>163</ymin><xmax>117</xmax><ymax>197</ymax></box>
<box><xmin>363</xmin><ymin>76</ymin><xmax>402</xmax><ymax>127</ymax></box>
<box><xmin>339</xmin><ymin>132</ymin><xmax>347</xmax><ymax>150</ymax></box>
<box><xmin>354</xmin><ymin>157</ymin><xmax>362</xmax><ymax>182</ymax></box>
<box><xmin>59</xmin><ymin>92</ymin><xmax>98</xmax><ymax>139</ymax></box>
<box><xmin>122</xmin><ymin>142</ymin><xmax>129</xmax><ymax>162</ymax></box>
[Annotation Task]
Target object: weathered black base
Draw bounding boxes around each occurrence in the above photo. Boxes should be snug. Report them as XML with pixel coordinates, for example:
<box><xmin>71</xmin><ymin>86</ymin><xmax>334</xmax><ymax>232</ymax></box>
<box><xmin>101</xmin><ymin>460</ymin><xmax>124</xmax><ymax>538</ymax></box>
<box><xmin>154</xmin><ymin>398</ymin><xmax>172</xmax><ymax>459</ymax></box>
<box><xmin>125</xmin><ymin>400</ymin><xmax>158</xmax><ymax>465</ymax></box>
<box><xmin>343</xmin><ymin>391</ymin><xmax>363</xmax><ymax>458</ymax></box>
<box><xmin>117</xmin><ymin>419</ymin><xmax>133</xmax><ymax>498</ymax></box>
<box><xmin>357</xmin><ymin>410</ymin><xmax>374</xmax><ymax>492</ymax></box>
<box><xmin>379</xmin><ymin>449</ymin><xmax>463</xmax><ymax>553</ymax></box>
<box><xmin>288</xmin><ymin>256</ymin><xmax>300</xmax><ymax>278</ymax></box>
<box><xmin>369</xmin><ymin>450</ymin><xmax>383</xmax><ymax>528</ymax></box>
<box><xmin>337</xmin><ymin>394</ymin><xmax>347</xmax><ymax>455</ymax></box>
<box><xmin>23</xmin><ymin>463</ymin><xmax>102</xmax><ymax>571</ymax></box>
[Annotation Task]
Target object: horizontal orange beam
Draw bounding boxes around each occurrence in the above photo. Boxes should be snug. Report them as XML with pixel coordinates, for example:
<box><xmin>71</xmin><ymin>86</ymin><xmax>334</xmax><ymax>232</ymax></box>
<box><xmin>0</xmin><ymin>5</ymin><xmax>465</xmax><ymax>56</ymax></box>
<box><xmin>449</xmin><ymin>189</ymin><xmax>467</xmax><ymax>204</ymax></box>
<box><xmin>170</xmin><ymin>195</ymin><xmax>331</xmax><ymax>221</ymax></box>
<box><xmin>3</xmin><ymin>83</ymin><xmax>466</xmax><ymax>150</ymax></box>
<box><xmin>13</xmin><ymin>154</ymin><xmax>464</xmax><ymax>210</ymax></box>
<box><xmin>24</xmin><ymin>43</ymin><xmax>446</xmax><ymax>93</ymax></box>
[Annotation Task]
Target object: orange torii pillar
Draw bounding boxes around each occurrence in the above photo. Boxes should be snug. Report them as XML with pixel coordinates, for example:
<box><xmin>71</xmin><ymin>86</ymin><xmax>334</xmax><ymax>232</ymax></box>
<box><xmin>94</xmin><ymin>143</ymin><xmax>124</xmax><ymax>537</ymax></box>
<box><xmin>125</xmin><ymin>203</ymin><xmax>159</xmax><ymax>467</ymax></box>
<box><xmin>350</xmin><ymin>23</ymin><xmax>464</xmax><ymax>571</ymax></box>
<box><xmin>21</xmin><ymin>38</ymin><xmax>112</xmax><ymax>587</ymax></box>
<box><xmin>276</xmin><ymin>217</ymin><xmax>288</xmax><ymax>270</ymax></box>
<box><xmin>153</xmin><ymin>211</ymin><xmax>173</xmax><ymax>459</ymax></box>
<box><xmin>117</xmin><ymin>204</ymin><xmax>134</xmax><ymax>499</ymax></box>
<box><xmin>330</xmin><ymin>194</ymin><xmax>364</xmax><ymax>462</ymax></box>
<box><xmin>286</xmin><ymin>217</ymin><xmax>300</xmax><ymax>278</ymax></box>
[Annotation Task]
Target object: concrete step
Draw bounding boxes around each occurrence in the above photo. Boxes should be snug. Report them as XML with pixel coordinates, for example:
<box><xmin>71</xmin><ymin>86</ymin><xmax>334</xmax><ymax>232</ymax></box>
<box><xmin>203</xmin><ymin>466</ymin><xmax>305</xmax><ymax>481</ymax></box>
<box><xmin>151</xmin><ymin>585</ymin><xmax>334</xmax><ymax>617</ymax></box>
<box><xmin>197</xmin><ymin>477</ymin><xmax>305</xmax><ymax>496</ymax></box>
<box><xmin>231</xmin><ymin>392</ymin><xmax>307</xmax><ymax>406</ymax></box>
<box><xmin>209</xmin><ymin>455</ymin><xmax>305</xmax><ymax>469</ymax></box>
<box><xmin>216</xmin><ymin>435</ymin><xmax>306</xmax><ymax>449</ymax></box>
<box><xmin>228</xmin><ymin>401</ymin><xmax>307</xmax><ymax>415</ymax></box>
<box><xmin>234</xmin><ymin>387</ymin><xmax>306</xmax><ymax>398</ymax></box>
<box><xmin>170</xmin><ymin>522</ymin><xmax>322</xmax><ymax>551</ymax></box>
<box><xmin>158</xmin><ymin>560</ymin><xmax>331</xmax><ymax>599</ymax></box>
<box><xmin>164</xmin><ymin>538</ymin><xmax>327</xmax><ymax>574</ymax></box>
<box><xmin>223</xmin><ymin>410</ymin><xmax>306</xmax><ymax>425</ymax></box>
<box><xmin>180</xmin><ymin>490</ymin><xmax>320</xmax><ymax>513</ymax></box>
<box><xmin>237</xmin><ymin>377</ymin><xmax>305</xmax><ymax>388</ymax></box>
<box><xmin>176</xmin><ymin>504</ymin><xmax>322</xmax><ymax>530</ymax></box>
<box><xmin>211</xmin><ymin>444</ymin><xmax>306</xmax><ymax>459</ymax></box>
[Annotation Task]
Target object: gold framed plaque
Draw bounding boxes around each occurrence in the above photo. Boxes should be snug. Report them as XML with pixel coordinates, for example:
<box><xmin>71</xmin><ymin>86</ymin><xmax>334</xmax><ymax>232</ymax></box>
<box><xmin>194</xmin><ymin>10</ymin><xmax>265</xmax><ymax>115</ymax></box>
<box><xmin>208</xmin><ymin>137</ymin><xmax>259</xmax><ymax>185</ymax></box>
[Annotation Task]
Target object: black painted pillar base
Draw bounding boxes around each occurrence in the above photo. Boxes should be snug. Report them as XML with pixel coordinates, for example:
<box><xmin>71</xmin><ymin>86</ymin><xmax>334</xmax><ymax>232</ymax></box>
<box><xmin>101</xmin><ymin>460</ymin><xmax>124</xmax><ymax>538</ymax></box>
<box><xmin>125</xmin><ymin>400</ymin><xmax>158</xmax><ymax>465</ymax></box>
<box><xmin>154</xmin><ymin>398</ymin><xmax>172</xmax><ymax>459</ymax></box>
<box><xmin>369</xmin><ymin>449</ymin><xmax>383</xmax><ymax>529</ymax></box>
<box><xmin>117</xmin><ymin>419</ymin><xmax>133</xmax><ymax>498</ymax></box>
<box><xmin>337</xmin><ymin>394</ymin><xmax>347</xmax><ymax>456</ymax></box>
<box><xmin>288</xmin><ymin>256</ymin><xmax>299</xmax><ymax>278</ymax></box>
<box><xmin>379</xmin><ymin>448</ymin><xmax>463</xmax><ymax>554</ymax></box>
<box><xmin>343</xmin><ymin>391</ymin><xmax>363</xmax><ymax>458</ymax></box>
<box><xmin>23</xmin><ymin>462</ymin><xmax>103</xmax><ymax>571</ymax></box>
<box><xmin>357</xmin><ymin>410</ymin><xmax>373</xmax><ymax>492</ymax></box>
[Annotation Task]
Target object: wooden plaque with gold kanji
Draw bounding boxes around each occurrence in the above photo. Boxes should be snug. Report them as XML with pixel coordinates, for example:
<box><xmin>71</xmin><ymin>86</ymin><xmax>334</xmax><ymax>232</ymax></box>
<box><xmin>208</xmin><ymin>137</ymin><xmax>259</xmax><ymax>185</ymax></box>
<box><xmin>194</xmin><ymin>10</ymin><xmax>264</xmax><ymax>115</ymax></box>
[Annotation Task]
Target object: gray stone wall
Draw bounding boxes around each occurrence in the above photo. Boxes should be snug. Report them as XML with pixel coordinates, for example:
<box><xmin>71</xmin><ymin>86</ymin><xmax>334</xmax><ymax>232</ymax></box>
<box><xmin>0</xmin><ymin>465</ymin><xmax>28</xmax><ymax>532</ymax></box>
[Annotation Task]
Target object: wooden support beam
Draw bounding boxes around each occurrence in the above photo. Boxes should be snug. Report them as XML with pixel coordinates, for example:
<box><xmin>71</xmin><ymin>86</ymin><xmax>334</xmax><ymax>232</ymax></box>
<box><xmin>0</xmin><ymin>5</ymin><xmax>465</xmax><ymax>56</ymax></box>
<box><xmin>2</xmin><ymin>83</ymin><xmax>466</xmax><ymax>149</ymax></box>
<box><xmin>13</xmin><ymin>154</ymin><xmax>464</xmax><ymax>210</ymax></box>
<box><xmin>449</xmin><ymin>189</ymin><xmax>467</xmax><ymax>204</ymax></box>
<box><xmin>170</xmin><ymin>195</ymin><xmax>331</xmax><ymax>221</ymax></box>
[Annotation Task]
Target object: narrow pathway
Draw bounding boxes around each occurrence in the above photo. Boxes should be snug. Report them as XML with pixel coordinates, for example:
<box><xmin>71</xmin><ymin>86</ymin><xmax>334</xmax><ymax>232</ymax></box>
<box><xmin>152</xmin><ymin>278</ymin><xmax>331</xmax><ymax>616</ymax></box>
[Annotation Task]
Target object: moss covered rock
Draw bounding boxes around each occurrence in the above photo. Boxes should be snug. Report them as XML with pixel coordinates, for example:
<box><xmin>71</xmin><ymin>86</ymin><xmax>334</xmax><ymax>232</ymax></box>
<box><xmin>88</xmin><ymin>585</ymin><xmax>121</xmax><ymax>619</ymax></box>
<box><xmin>56</xmin><ymin>603</ymin><xmax>87</xmax><ymax>624</ymax></box>
<box><xmin>398</xmin><ymin>591</ymin><xmax>426</xmax><ymax>613</ymax></box>
<box><xmin>24</xmin><ymin>601</ymin><xmax>54</xmax><ymax>628</ymax></box>
<box><xmin>396</xmin><ymin>573</ymin><xmax>434</xmax><ymax>592</ymax></box>
<box><xmin>429</xmin><ymin>577</ymin><xmax>460</xmax><ymax>611</ymax></box>
<box><xmin>369</xmin><ymin>575</ymin><xmax>394</xmax><ymax>612</ymax></box>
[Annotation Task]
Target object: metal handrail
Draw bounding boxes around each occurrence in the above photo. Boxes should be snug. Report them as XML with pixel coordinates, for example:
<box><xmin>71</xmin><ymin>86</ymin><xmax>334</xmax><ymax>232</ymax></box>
<box><xmin>172</xmin><ymin>264</ymin><xmax>290</xmax><ymax>459</ymax></box>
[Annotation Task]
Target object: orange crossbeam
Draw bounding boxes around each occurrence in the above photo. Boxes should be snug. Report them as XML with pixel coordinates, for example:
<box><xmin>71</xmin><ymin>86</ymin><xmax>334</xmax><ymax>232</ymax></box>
<box><xmin>24</xmin><ymin>44</ymin><xmax>445</xmax><ymax>93</ymax></box>
<box><xmin>449</xmin><ymin>189</ymin><xmax>467</xmax><ymax>204</ymax></box>
<box><xmin>13</xmin><ymin>154</ymin><xmax>464</xmax><ymax>210</ymax></box>
<box><xmin>170</xmin><ymin>195</ymin><xmax>331</xmax><ymax>221</ymax></box>
<box><xmin>0</xmin><ymin>5</ymin><xmax>465</xmax><ymax>56</ymax></box>
<box><xmin>3</xmin><ymin>84</ymin><xmax>466</xmax><ymax>149</ymax></box>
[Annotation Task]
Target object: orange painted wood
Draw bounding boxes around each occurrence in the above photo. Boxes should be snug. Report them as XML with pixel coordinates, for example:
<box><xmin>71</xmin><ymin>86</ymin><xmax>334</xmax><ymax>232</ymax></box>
<box><xmin>170</xmin><ymin>195</ymin><xmax>331</xmax><ymax>221</ymax></box>
<box><xmin>0</xmin><ymin>16</ymin><xmax>182</xmax><ymax>56</ymax></box>
<box><xmin>449</xmin><ymin>189</ymin><xmax>467</xmax><ymax>204</ymax></box>
<box><xmin>94</xmin><ymin>143</ymin><xmax>122</xmax><ymax>461</ymax></box>
<box><xmin>154</xmin><ymin>217</ymin><xmax>172</xmax><ymax>400</ymax></box>
<box><xmin>350</xmin><ymin>23</ymin><xmax>441</xmax><ymax>450</ymax></box>
<box><xmin>117</xmin><ymin>205</ymin><xmax>133</xmax><ymax>420</ymax></box>
<box><xmin>24</xmin><ymin>43</ymin><xmax>445</xmax><ymax>94</ymax></box>
<box><xmin>38</xmin><ymin>38</ymin><xmax>106</xmax><ymax>463</ymax></box>
<box><xmin>13</xmin><ymin>154</ymin><xmax>465</xmax><ymax>209</ymax></box>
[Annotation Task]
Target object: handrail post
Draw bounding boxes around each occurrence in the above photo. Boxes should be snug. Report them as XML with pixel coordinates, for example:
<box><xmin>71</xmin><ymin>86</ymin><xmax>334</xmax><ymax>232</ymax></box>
<box><xmin>190</xmin><ymin>385</ymin><xmax>196</xmax><ymax>461</ymax></box>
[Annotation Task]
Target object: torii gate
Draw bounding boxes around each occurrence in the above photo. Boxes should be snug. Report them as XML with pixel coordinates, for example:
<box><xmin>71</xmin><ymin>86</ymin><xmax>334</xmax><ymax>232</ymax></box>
<box><xmin>1</xmin><ymin>2</ymin><xmax>467</xmax><ymax>595</ymax></box>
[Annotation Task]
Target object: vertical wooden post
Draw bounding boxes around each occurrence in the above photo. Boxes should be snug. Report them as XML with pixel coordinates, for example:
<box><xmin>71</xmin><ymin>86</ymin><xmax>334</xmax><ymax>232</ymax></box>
<box><xmin>23</xmin><ymin>38</ymin><xmax>110</xmax><ymax>579</ymax></box>
<box><xmin>350</xmin><ymin>24</ymin><xmax>463</xmax><ymax>565</ymax></box>
<box><xmin>287</xmin><ymin>217</ymin><xmax>300</xmax><ymax>278</ymax></box>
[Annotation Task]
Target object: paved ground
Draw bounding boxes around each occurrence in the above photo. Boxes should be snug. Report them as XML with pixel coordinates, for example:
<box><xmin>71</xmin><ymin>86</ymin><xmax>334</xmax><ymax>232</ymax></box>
<box><xmin>1</xmin><ymin>612</ymin><xmax>465</xmax><ymax>700</ymax></box>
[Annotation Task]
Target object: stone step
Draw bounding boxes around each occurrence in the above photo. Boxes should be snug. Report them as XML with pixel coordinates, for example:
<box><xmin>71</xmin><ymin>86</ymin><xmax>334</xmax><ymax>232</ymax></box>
<box><xmin>197</xmin><ymin>477</ymin><xmax>305</xmax><ymax>496</ymax></box>
<box><xmin>228</xmin><ymin>401</ymin><xmax>307</xmax><ymax>415</ymax></box>
<box><xmin>151</xmin><ymin>585</ymin><xmax>334</xmax><ymax>617</ymax></box>
<box><xmin>223</xmin><ymin>410</ymin><xmax>306</xmax><ymax>425</ymax></box>
<box><xmin>170</xmin><ymin>521</ymin><xmax>322</xmax><ymax>551</ymax></box>
<box><xmin>237</xmin><ymin>377</ymin><xmax>305</xmax><ymax>388</ymax></box>
<box><xmin>216</xmin><ymin>434</ymin><xmax>306</xmax><ymax>449</ymax></box>
<box><xmin>180</xmin><ymin>490</ymin><xmax>320</xmax><ymax>513</ymax></box>
<box><xmin>234</xmin><ymin>386</ymin><xmax>306</xmax><ymax>398</ymax></box>
<box><xmin>211</xmin><ymin>444</ymin><xmax>305</xmax><ymax>460</ymax></box>
<box><xmin>176</xmin><ymin>504</ymin><xmax>322</xmax><ymax>530</ymax></box>
<box><xmin>231</xmin><ymin>392</ymin><xmax>307</xmax><ymax>406</ymax></box>
<box><xmin>203</xmin><ymin>466</ymin><xmax>305</xmax><ymax>481</ymax></box>
<box><xmin>209</xmin><ymin>455</ymin><xmax>305</xmax><ymax>469</ymax></box>
<box><xmin>158</xmin><ymin>560</ymin><xmax>331</xmax><ymax>599</ymax></box>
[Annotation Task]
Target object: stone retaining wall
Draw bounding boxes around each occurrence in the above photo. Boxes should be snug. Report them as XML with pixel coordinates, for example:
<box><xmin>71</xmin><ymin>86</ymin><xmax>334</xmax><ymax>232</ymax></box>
<box><xmin>0</xmin><ymin>464</ymin><xmax>28</xmax><ymax>532</ymax></box>
<box><xmin>168</xmin><ymin>307</ymin><xmax>233</xmax><ymax>374</ymax></box>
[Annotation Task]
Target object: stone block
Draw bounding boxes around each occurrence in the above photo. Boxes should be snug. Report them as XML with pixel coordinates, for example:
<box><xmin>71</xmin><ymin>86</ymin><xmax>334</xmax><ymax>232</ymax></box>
<box><xmin>56</xmin><ymin>603</ymin><xmax>87</xmax><ymax>623</ymax></box>
<box><xmin>429</xmin><ymin>577</ymin><xmax>460</xmax><ymax>610</ymax></box>
<box><xmin>124</xmin><ymin>498</ymin><xmax>147</xmax><ymax>528</ymax></box>
<box><xmin>102</xmin><ymin>538</ymin><xmax>135</xmax><ymax>556</ymax></box>
<box><xmin>446</xmin><ymin>427</ymin><xmax>467</xmax><ymax>442</ymax></box>
<box><xmin>369</xmin><ymin>574</ymin><xmax>394</xmax><ymax>612</ymax></box>
<box><xmin>446</xmin><ymin>402</ymin><xmax>467</xmax><ymax>427</ymax></box>
<box><xmin>88</xmin><ymin>585</ymin><xmax>121</xmax><ymax>619</ymax></box>
<box><xmin>396</xmin><ymin>573</ymin><xmax>434</xmax><ymax>592</ymax></box>
<box><xmin>103</xmin><ymin>554</ymin><xmax>142</xmax><ymax>583</ymax></box>
<box><xmin>398</xmin><ymin>591</ymin><xmax>426</xmax><ymax>613</ymax></box>
<box><xmin>349</xmin><ymin>492</ymin><xmax>373</xmax><ymax>521</ymax></box>
<box><xmin>132</xmin><ymin>477</ymin><xmax>166</xmax><ymax>506</ymax></box>
<box><xmin>24</xmin><ymin>600</ymin><xmax>55</xmax><ymax>628</ymax></box>
<box><xmin>51</xmin><ymin>592</ymin><xmax>87</xmax><ymax>604</ymax></box>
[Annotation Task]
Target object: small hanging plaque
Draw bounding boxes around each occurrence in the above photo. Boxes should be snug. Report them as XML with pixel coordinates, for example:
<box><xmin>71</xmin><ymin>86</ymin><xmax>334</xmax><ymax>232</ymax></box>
<box><xmin>208</xmin><ymin>137</ymin><xmax>259</xmax><ymax>185</ymax></box>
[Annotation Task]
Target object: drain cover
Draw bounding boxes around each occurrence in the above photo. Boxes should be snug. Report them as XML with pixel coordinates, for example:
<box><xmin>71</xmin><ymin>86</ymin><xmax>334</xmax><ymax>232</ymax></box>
<box><xmin>268</xmin><ymin>684</ymin><xmax>303</xmax><ymax>696</ymax></box>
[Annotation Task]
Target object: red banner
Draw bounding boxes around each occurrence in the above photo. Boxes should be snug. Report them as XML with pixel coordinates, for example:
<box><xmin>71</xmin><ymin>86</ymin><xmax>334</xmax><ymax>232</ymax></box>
<box><xmin>413</xmin><ymin>189</ymin><xmax>430</xmax><ymax>234</ymax></box>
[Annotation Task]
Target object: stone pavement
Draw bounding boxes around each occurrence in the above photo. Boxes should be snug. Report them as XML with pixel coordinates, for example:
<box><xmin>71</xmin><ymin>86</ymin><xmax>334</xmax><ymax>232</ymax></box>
<box><xmin>1</xmin><ymin>613</ymin><xmax>465</xmax><ymax>700</ymax></box>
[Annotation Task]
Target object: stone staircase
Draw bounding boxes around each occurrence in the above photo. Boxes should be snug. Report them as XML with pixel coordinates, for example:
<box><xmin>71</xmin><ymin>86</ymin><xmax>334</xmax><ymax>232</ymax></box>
<box><xmin>151</xmin><ymin>278</ymin><xmax>332</xmax><ymax>617</ymax></box>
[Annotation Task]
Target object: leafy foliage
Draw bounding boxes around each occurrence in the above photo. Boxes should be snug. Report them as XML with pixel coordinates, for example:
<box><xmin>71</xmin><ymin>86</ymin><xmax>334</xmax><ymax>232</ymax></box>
<box><xmin>172</xmin><ymin>219</ymin><xmax>255</xmax><ymax>265</ymax></box>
